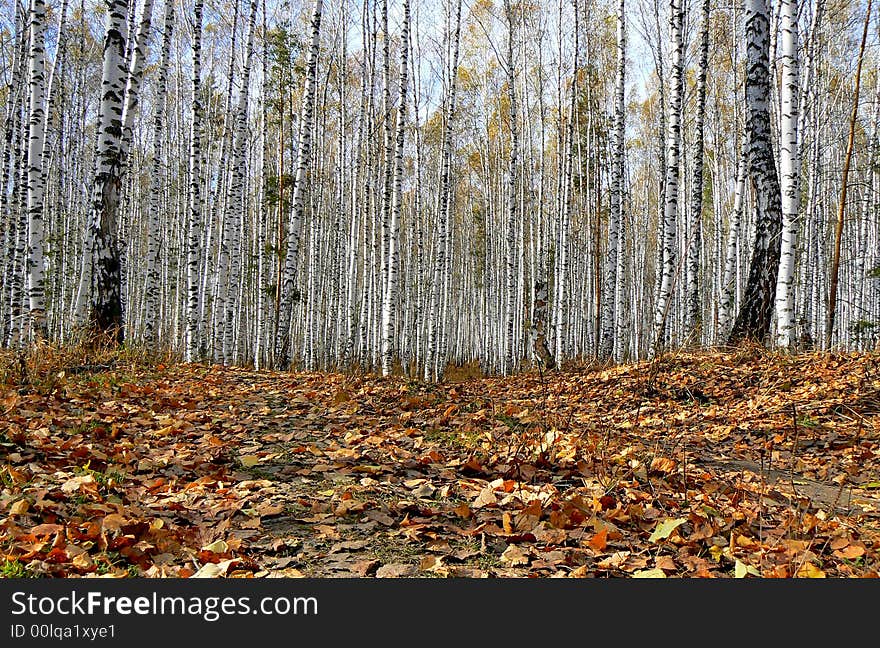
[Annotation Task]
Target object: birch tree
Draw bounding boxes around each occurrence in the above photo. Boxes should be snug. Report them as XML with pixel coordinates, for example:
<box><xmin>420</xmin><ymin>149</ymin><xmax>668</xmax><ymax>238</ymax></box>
<box><xmin>274</xmin><ymin>0</ymin><xmax>323</xmax><ymax>369</ymax></box>
<box><xmin>143</xmin><ymin>0</ymin><xmax>174</xmax><ymax>346</ymax></box>
<box><xmin>185</xmin><ymin>0</ymin><xmax>204</xmax><ymax>362</ymax></box>
<box><xmin>684</xmin><ymin>0</ymin><xmax>710</xmax><ymax>344</ymax></box>
<box><xmin>600</xmin><ymin>0</ymin><xmax>625</xmax><ymax>360</ymax></box>
<box><xmin>503</xmin><ymin>0</ymin><xmax>519</xmax><ymax>375</ymax></box>
<box><xmin>825</xmin><ymin>0</ymin><xmax>872</xmax><ymax>349</ymax></box>
<box><xmin>651</xmin><ymin>0</ymin><xmax>684</xmax><ymax>355</ymax></box>
<box><xmin>25</xmin><ymin>0</ymin><xmax>48</xmax><ymax>339</ymax></box>
<box><xmin>424</xmin><ymin>0</ymin><xmax>463</xmax><ymax>382</ymax></box>
<box><xmin>380</xmin><ymin>0</ymin><xmax>410</xmax><ymax>377</ymax></box>
<box><xmin>87</xmin><ymin>0</ymin><xmax>130</xmax><ymax>343</ymax></box>
<box><xmin>773</xmin><ymin>0</ymin><xmax>799</xmax><ymax>349</ymax></box>
<box><xmin>728</xmin><ymin>0</ymin><xmax>783</xmax><ymax>345</ymax></box>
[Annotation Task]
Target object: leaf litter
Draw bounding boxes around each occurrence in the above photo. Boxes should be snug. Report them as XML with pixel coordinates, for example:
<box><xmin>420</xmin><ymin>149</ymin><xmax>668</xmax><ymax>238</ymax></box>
<box><xmin>1</xmin><ymin>349</ymin><xmax>879</xmax><ymax>578</ymax></box>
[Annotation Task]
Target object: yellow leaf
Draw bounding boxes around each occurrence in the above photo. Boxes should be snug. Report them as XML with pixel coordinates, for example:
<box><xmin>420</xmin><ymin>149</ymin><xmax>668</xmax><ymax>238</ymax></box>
<box><xmin>734</xmin><ymin>559</ymin><xmax>760</xmax><ymax>578</ymax></box>
<box><xmin>633</xmin><ymin>568</ymin><xmax>667</xmax><ymax>578</ymax></box>
<box><xmin>648</xmin><ymin>517</ymin><xmax>687</xmax><ymax>543</ymax></box>
<box><xmin>201</xmin><ymin>539</ymin><xmax>229</xmax><ymax>553</ymax></box>
<box><xmin>797</xmin><ymin>562</ymin><xmax>826</xmax><ymax>578</ymax></box>
<box><xmin>240</xmin><ymin>455</ymin><xmax>260</xmax><ymax>467</ymax></box>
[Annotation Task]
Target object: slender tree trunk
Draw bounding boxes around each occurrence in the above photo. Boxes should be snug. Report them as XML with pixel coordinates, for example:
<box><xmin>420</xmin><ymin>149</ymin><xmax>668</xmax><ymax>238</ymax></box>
<box><xmin>503</xmin><ymin>0</ymin><xmax>519</xmax><ymax>376</ymax></box>
<box><xmin>773</xmin><ymin>0</ymin><xmax>800</xmax><ymax>349</ymax></box>
<box><xmin>600</xmin><ymin>0</ymin><xmax>624</xmax><ymax>360</ymax></box>
<box><xmin>26</xmin><ymin>0</ymin><xmax>49</xmax><ymax>340</ymax></box>
<box><xmin>380</xmin><ymin>0</ymin><xmax>410</xmax><ymax>377</ymax></box>
<box><xmin>274</xmin><ymin>0</ymin><xmax>323</xmax><ymax>369</ymax></box>
<box><xmin>143</xmin><ymin>0</ymin><xmax>173</xmax><ymax>347</ymax></box>
<box><xmin>185</xmin><ymin>0</ymin><xmax>204</xmax><ymax>362</ymax></box>
<box><xmin>425</xmin><ymin>0</ymin><xmax>463</xmax><ymax>382</ymax></box>
<box><xmin>684</xmin><ymin>0</ymin><xmax>710</xmax><ymax>344</ymax></box>
<box><xmin>651</xmin><ymin>0</ymin><xmax>684</xmax><ymax>355</ymax></box>
<box><xmin>719</xmin><ymin>139</ymin><xmax>747</xmax><ymax>337</ymax></box>
<box><xmin>825</xmin><ymin>0</ymin><xmax>871</xmax><ymax>349</ymax></box>
<box><xmin>218</xmin><ymin>0</ymin><xmax>258</xmax><ymax>365</ymax></box>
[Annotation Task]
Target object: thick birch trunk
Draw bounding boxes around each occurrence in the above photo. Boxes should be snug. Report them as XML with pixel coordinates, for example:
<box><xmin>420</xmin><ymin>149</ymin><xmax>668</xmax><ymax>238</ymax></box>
<box><xmin>87</xmin><ymin>0</ymin><xmax>130</xmax><ymax>344</ymax></box>
<box><xmin>728</xmin><ymin>0</ymin><xmax>784</xmax><ymax>345</ymax></box>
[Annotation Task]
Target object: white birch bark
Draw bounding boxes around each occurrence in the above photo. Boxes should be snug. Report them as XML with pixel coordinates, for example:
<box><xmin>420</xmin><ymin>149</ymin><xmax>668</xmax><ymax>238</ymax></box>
<box><xmin>728</xmin><ymin>0</ymin><xmax>784</xmax><ymax>345</ymax></box>
<box><xmin>651</xmin><ymin>0</ymin><xmax>684</xmax><ymax>355</ymax></box>
<box><xmin>185</xmin><ymin>0</ymin><xmax>204</xmax><ymax>362</ymax></box>
<box><xmin>380</xmin><ymin>0</ymin><xmax>410</xmax><ymax>377</ymax></box>
<box><xmin>600</xmin><ymin>0</ymin><xmax>624</xmax><ymax>360</ymax></box>
<box><xmin>25</xmin><ymin>0</ymin><xmax>48</xmax><ymax>339</ymax></box>
<box><xmin>503</xmin><ymin>0</ymin><xmax>519</xmax><ymax>376</ymax></box>
<box><xmin>773</xmin><ymin>0</ymin><xmax>800</xmax><ymax>349</ymax></box>
<box><xmin>719</xmin><ymin>139</ymin><xmax>747</xmax><ymax>337</ymax></box>
<box><xmin>87</xmin><ymin>0</ymin><xmax>129</xmax><ymax>343</ymax></box>
<box><xmin>143</xmin><ymin>0</ymin><xmax>173</xmax><ymax>346</ymax></box>
<box><xmin>119</xmin><ymin>0</ymin><xmax>155</xmax><ymax>161</ymax></box>
<box><xmin>424</xmin><ymin>0</ymin><xmax>462</xmax><ymax>382</ymax></box>
<box><xmin>684</xmin><ymin>0</ymin><xmax>710</xmax><ymax>344</ymax></box>
<box><xmin>274</xmin><ymin>0</ymin><xmax>323</xmax><ymax>369</ymax></box>
<box><xmin>218</xmin><ymin>0</ymin><xmax>257</xmax><ymax>365</ymax></box>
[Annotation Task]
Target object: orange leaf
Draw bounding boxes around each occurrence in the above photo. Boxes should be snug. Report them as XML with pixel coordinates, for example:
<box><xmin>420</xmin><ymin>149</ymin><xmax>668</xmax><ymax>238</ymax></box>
<box><xmin>589</xmin><ymin>529</ymin><xmax>608</xmax><ymax>552</ymax></box>
<box><xmin>502</xmin><ymin>513</ymin><xmax>513</xmax><ymax>534</ymax></box>
<box><xmin>453</xmin><ymin>503</ymin><xmax>472</xmax><ymax>519</ymax></box>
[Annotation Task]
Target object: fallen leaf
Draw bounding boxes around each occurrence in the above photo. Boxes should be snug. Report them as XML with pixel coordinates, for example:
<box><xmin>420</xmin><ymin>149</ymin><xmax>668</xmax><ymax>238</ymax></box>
<box><xmin>797</xmin><ymin>562</ymin><xmax>826</xmax><ymax>578</ymax></box>
<box><xmin>589</xmin><ymin>529</ymin><xmax>608</xmax><ymax>552</ymax></box>
<box><xmin>201</xmin><ymin>539</ymin><xmax>229</xmax><ymax>553</ymax></box>
<box><xmin>500</xmin><ymin>544</ymin><xmax>529</xmax><ymax>567</ymax></box>
<box><xmin>734</xmin><ymin>560</ymin><xmax>760</xmax><ymax>578</ymax></box>
<box><xmin>376</xmin><ymin>563</ymin><xmax>417</xmax><ymax>578</ymax></box>
<box><xmin>633</xmin><ymin>568</ymin><xmax>667</xmax><ymax>578</ymax></box>
<box><xmin>648</xmin><ymin>518</ymin><xmax>687</xmax><ymax>543</ymax></box>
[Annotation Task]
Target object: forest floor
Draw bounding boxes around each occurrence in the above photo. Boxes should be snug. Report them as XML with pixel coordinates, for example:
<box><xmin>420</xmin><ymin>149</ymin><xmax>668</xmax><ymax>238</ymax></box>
<box><xmin>1</xmin><ymin>346</ymin><xmax>880</xmax><ymax>578</ymax></box>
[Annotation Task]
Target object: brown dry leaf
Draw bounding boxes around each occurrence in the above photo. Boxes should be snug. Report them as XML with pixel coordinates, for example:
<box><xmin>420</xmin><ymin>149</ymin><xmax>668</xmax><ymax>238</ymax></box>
<box><xmin>311</xmin><ymin>524</ymin><xmax>340</xmax><ymax>540</ymax></box>
<box><xmin>835</xmin><ymin>544</ymin><xmax>866</xmax><ymax>560</ymax></box>
<box><xmin>419</xmin><ymin>555</ymin><xmax>446</xmax><ymax>573</ymax></box>
<box><xmin>364</xmin><ymin>510</ymin><xmax>395</xmax><ymax>526</ymax></box>
<box><xmin>568</xmin><ymin>565</ymin><xmax>592</xmax><ymax>578</ymax></box>
<box><xmin>257</xmin><ymin>503</ymin><xmax>285</xmax><ymax>517</ymax></box>
<box><xmin>500</xmin><ymin>544</ymin><xmax>530</xmax><ymax>567</ymax></box>
<box><xmin>472</xmin><ymin>486</ymin><xmax>498</xmax><ymax>508</ymax></box>
<box><xmin>351</xmin><ymin>560</ymin><xmax>380</xmax><ymax>576</ymax></box>
<box><xmin>376</xmin><ymin>563</ymin><xmax>417</xmax><ymax>578</ymax></box>
<box><xmin>650</xmin><ymin>457</ymin><xmax>677</xmax><ymax>474</ymax></box>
